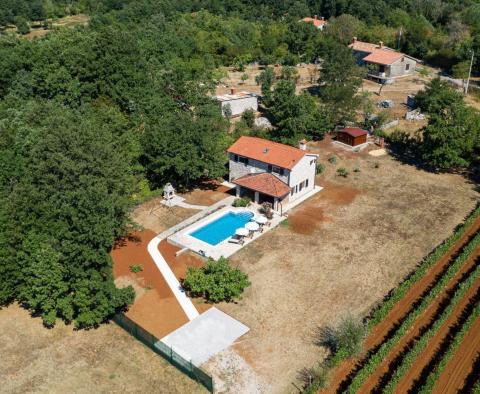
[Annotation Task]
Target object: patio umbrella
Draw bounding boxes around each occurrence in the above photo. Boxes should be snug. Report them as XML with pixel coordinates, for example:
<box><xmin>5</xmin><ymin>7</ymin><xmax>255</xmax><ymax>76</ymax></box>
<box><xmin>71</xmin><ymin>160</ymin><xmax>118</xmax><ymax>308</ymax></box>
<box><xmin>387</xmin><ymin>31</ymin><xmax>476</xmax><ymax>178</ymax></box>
<box><xmin>245</xmin><ymin>222</ymin><xmax>260</xmax><ymax>232</ymax></box>
<box><xmin>255</xmin><ymin>216</ymin><xmax>268</xmax><ymax>225</ymax></box>
<box><xmin>235</xmin><ymin>227</ymin><xmax>249</xmax><ymax>237</ymax></box>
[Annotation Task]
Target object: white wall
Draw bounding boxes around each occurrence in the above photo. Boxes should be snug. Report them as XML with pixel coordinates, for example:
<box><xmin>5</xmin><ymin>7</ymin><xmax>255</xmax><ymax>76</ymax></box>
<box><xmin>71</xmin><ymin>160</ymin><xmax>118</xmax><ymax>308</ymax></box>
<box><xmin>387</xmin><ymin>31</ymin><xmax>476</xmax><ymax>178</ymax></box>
<box><xmin>221</xmin><ymin>96</ymin><xmax>258</xmax><ymax>117</ymax></box>
<box><xmin>288</xmin><ymin>154</ymin><xmax>317</xmax><ymax>202</ymax></box>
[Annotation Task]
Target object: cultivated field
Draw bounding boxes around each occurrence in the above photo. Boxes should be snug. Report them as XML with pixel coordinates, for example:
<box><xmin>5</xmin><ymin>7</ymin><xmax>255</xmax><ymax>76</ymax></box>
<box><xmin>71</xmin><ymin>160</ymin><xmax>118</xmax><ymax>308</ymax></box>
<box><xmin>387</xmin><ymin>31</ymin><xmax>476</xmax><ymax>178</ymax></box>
<box><xmin>203</xmin><ymin>138</ymin><xmax>479</xmax><ymax>392</ymax></box>
<box><xmin>0</xmin><ymin>303</ymin><xmax>207</xmax><ymax>394</ymax></box>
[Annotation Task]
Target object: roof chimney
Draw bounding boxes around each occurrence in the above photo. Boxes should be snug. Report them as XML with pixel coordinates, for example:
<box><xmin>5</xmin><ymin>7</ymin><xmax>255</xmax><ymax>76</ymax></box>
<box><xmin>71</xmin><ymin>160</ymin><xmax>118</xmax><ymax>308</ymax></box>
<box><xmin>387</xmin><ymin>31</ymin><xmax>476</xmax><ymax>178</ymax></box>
<box><xmin>299</xmin><ymin>139</ymin><xmax>307</xmax><ymax>151</ymax></box>
<box><xmin>320</xmin><ymin>16</ymin><xmax>325</xmax><ymax>21</ymax></box>
<box><xmin>379</xmin><ymin>41</ymin><xmax>384</xmax><ymax>48</ymax></box>
<box><xmin>314</xmin><ymin>15</ymin><xmax>318</xmax><ymax>20</ymax></box>
<box><xmin>353</xmin><ymin>36</ymin><xmax>357</xmax><ymax>43</ymax></box>
<box><xmin>230</xmin><ymin>88</ymin><xmax>236</xmax><ymax>95</ymax></box>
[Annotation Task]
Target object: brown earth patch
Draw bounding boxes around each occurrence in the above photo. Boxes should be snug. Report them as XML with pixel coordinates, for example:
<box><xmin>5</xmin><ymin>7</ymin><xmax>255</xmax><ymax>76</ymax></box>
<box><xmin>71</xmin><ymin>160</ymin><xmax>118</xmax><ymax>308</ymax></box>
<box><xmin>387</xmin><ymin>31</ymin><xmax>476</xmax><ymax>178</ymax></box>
<box><xmin>181</xmin><ymin>183</ymin><xmax>234</xmax><ymax>206</ymax></box>
<box><xmin>111</xmin><ymin>230</ymin><xmax>189</xmax><ymax>339</ymax></box>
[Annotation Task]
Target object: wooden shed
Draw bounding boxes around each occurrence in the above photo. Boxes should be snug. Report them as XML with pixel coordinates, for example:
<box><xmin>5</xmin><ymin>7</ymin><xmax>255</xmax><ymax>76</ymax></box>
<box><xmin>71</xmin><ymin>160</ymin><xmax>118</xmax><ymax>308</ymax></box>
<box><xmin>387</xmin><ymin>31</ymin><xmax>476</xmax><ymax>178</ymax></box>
<box><xmin>336</xmin><ymin>127</ymin><xmax>368</xmax><ymax>147</ymax></box>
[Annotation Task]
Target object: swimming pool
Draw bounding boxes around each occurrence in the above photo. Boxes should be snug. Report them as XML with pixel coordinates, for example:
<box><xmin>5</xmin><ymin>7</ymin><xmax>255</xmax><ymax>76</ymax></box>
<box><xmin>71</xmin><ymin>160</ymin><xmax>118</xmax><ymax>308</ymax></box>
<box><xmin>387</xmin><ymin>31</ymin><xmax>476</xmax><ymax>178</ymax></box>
<box><xmin>190</xmin><ymin>211</ymin><xmax>254</xmax><ymax>246</ymax></box>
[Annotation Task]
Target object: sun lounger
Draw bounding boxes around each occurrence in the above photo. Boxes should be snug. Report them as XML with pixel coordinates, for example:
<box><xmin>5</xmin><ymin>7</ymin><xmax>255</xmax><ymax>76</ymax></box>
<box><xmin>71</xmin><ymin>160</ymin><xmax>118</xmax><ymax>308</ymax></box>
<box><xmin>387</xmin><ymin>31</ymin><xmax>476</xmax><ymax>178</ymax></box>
<box><xmin>228</xmin><ymin>234</ymin><xmax>245</xmax><ymax>245</ymax></box>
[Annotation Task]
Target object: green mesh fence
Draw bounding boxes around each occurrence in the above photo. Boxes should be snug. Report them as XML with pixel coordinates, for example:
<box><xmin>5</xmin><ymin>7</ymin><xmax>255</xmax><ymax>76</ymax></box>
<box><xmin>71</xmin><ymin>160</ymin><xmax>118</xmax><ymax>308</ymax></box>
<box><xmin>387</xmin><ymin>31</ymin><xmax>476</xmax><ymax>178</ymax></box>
<box><xmin>113</xmin><ymin>314</ymin><xmax>214</xmax><ymax>393</ymax></box>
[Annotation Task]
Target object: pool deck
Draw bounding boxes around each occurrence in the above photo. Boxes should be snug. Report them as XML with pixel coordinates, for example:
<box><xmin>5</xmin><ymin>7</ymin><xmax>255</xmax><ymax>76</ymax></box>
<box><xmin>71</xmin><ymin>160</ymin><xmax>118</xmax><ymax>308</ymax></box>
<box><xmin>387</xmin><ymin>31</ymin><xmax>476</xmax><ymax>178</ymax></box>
<box><xmin>168</xmin><ymin>205</ymin><xmax>285</xmax><ymax>260</ymax></box>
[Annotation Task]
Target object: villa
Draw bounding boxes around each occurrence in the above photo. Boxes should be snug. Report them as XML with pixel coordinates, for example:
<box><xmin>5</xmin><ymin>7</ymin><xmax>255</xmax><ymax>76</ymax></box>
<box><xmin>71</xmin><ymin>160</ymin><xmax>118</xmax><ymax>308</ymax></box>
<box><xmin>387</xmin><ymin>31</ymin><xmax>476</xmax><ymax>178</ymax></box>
<box><xmin>349</xmin><ymin>37</ymin><xmax>417</xmax><ymax>83</ymax></box>
<box><xmin>228</xmin><ymin>136</ymin><xmax>319</xmax><ymax>212</ymax></box>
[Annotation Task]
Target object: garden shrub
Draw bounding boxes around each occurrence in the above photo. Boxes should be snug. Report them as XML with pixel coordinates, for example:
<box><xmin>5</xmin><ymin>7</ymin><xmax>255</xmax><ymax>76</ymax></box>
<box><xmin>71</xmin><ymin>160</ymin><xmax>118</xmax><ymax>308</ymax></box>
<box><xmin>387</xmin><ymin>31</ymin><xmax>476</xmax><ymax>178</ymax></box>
<box><xmin>337</xmin><ymin>167</ymin><xmax>349</xmax><ymax>177</ymax></box>
<box><xmin>232</xmin><ymin>197</ymin><xmax>251</xmax><ymax>207</ymax></box>
<box><xmin>182</xmin><ymin>257</ymin><xmax>250</xmax><ymax>303</ymax></box>
<box><xmin>316</xmin><ymin>163</ymin><xmax>325</xmax><ymax>174</ymax></box>
<box><xmin>129</xmin><ymin>264</ymin><xmax>143</xmax><ymax>273</ymax></box>
<box><xmin>328</xmin><ymin>155</ymin><xmax>338</xmax><ymax>164</ymax></box>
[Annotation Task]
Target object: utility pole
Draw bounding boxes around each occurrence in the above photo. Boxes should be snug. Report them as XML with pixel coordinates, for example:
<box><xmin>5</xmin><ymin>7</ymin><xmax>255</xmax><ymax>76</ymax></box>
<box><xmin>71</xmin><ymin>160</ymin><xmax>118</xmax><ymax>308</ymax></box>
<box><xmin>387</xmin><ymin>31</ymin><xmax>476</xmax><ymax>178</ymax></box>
<box><xmin>465</xmin><ymin>50</ymin><xmax>474</xmax><ymax>95</ymax></box>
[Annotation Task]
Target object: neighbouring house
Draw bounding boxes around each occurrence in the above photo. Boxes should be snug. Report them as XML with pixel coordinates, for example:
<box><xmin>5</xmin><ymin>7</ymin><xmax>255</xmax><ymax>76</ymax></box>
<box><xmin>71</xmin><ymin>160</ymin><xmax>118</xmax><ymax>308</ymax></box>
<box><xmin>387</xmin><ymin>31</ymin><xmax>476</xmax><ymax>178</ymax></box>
<box><xmin>300</xmin><ymin>15</ymin><xmax>327</xmax><ymax>30</ymax></box>
<box><xmin>348</xmin><ymin>38</ymin><xmax>417</xmax><ymax>83</ymax></box>
<box><xmin>215</xmin><ymin>89</ymin><xmax>258</xmax><ymax>117</ymax></box>
<box><xmin>227</xmin><ymin>136</ymin><xmax>318</xmax><ymax>212</ymax></box>
<box><xmin>336</xmin><ymin>127</ymin><xmax>368</xmax><ymax>147</ymax></box>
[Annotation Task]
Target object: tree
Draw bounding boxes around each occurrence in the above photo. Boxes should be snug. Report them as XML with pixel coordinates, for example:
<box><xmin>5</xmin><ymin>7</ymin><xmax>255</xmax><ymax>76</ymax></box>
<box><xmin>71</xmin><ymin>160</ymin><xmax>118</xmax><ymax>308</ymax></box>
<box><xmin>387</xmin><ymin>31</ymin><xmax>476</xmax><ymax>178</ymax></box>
<box><xmin>270</xmin><ymin>80</ymin><xmax>332</xmax><ymax>143</ymax></box>
<box><xmin>415</xmin><ymin>78</ymin><xmax>464</xmax><ymax>114</ymax></box>
<box><xmin>0</xmin><ymin>100</ymin><xmax>136</xmax><ymax>327</ymax></box>
<box><xmin>182</xmin><ymin>257</ymin><xmax>250</xmax><ymax>303</ymax></box>
<box><xmin>452</xmin><ymin>60</ymin><xmax>471</xmax><ymax>92</ymax></box>
<box><xmin>241</xmin><ymin>108</ymin><xmax>255</xmax><ymax>128</ymax></box>
<box><xmin>255</xmin><ymin>66</ymin><xmax>276</xmax><ymax>105</ymax></box>
<box><xmin>318</xmin><ymin>42</ymin><xmax>364</xmax><ymax>124</ymax></box>
<box><xmin>14</xmin><ymin>16</ymin><xmax>30</xmax><ymax>35</ymax></box>
<box><xmin>422</xmin><ymin>103</ymin><xmax>480</xmax><ymax>170</ymax></box>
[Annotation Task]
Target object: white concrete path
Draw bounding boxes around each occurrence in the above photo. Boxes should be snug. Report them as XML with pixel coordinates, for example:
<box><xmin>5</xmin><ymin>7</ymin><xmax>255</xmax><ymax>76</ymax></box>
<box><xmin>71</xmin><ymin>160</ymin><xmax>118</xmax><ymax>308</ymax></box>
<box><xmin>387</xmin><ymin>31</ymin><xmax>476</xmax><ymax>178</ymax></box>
<box><xmin>147</xmin><ymin>235</ymin><xmax>200</xmax><ymax>321</ymax></box>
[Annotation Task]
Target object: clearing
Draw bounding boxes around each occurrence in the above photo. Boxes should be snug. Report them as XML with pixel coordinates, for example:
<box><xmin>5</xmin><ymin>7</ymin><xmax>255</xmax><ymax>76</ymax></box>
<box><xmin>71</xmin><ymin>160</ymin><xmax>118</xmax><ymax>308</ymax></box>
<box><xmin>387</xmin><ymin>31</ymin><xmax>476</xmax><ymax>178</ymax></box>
<box><xmin>203</xmin><ymin>138</ymin><xmax>479</xmax><ymax>392</ymax></box>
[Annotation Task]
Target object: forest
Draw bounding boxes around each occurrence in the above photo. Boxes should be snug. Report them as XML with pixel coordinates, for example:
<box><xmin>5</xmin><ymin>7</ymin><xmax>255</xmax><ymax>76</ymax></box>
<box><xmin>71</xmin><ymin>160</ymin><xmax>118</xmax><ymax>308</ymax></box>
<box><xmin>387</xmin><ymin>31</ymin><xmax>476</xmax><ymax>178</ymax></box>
<box><xmin>0</xmin><ymin>0</ymin><xmax>479</xmax><ymax>327</ymax></box>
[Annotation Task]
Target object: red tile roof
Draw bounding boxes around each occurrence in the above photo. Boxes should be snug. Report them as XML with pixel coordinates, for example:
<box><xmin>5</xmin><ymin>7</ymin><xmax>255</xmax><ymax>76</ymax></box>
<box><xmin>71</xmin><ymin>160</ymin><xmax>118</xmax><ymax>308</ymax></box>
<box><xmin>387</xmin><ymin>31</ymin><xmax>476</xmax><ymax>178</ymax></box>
<box><xmin>301</xmin><ymin>16</ymin><xmax>327</xmax><ymax>28</ymax></box>
<box><xmin>339</xmin><ymin>127</ymin><xmax>368</xmax><ymax>137</ymax></box>
<box><xmin>228</xmin><ymin>136</ymin><xmax>306</xmax><ymax>170</ymax></box>
<box><xmin>363</xmin><ymin>49</ymin><xmax>403</xmax><ymax>65</ymax></box>
<box><xmin>232</xmin><ymin>173</ymin><xmax>291</xmax><ymax>198</ymax></box>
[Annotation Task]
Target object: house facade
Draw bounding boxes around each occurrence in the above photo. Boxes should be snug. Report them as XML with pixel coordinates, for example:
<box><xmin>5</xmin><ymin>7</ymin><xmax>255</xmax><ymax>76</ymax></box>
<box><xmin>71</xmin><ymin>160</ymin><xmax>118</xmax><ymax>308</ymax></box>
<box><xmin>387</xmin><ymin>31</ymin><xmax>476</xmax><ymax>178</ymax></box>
<box><xmin>215</xmin><ymin>89</ymin><xmax>258</xmax><ymax>117</ymax></box>
<box><xmin>349</xmin><ymin>38</ymin><xmax>417</xmax><ymax>83</ymax></box>
<box><xmin>227</xmin><ymin>136</ymin><xmax>318</xmax><ymax>212</ymax></box>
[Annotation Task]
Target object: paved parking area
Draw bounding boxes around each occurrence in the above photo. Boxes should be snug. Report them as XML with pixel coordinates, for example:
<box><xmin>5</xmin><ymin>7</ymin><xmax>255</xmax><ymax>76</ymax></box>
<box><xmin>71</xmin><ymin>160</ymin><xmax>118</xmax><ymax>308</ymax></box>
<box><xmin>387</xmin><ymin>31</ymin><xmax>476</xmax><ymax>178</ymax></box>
<box><xmin>161</xmin><ymin>307</ymin><xmax>249</xmax><ymax>366</ymax></box>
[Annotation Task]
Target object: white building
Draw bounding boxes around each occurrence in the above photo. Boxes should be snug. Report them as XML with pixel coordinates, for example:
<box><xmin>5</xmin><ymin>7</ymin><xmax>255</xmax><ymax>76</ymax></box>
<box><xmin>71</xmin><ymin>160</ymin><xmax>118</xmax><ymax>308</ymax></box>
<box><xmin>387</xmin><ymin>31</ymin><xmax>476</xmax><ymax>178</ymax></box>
<box><xmin>215</xmin><ymin>89</ymin><xmax>258</xmax><ymax>117</ymax></box>
<box><xmin>228</xmin><ymin>136</ymin><xmax>318</xmax><ymax>212</ymax></box>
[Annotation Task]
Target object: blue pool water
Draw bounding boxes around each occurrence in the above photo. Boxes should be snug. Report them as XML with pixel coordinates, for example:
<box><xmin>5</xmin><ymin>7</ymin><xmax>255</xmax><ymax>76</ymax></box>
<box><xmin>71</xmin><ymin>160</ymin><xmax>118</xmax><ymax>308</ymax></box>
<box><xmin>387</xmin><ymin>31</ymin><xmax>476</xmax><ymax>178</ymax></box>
<box><xmin>190</xmin><ymin>211</ymin><xmax>254</xmax><ymax>246</ymax></box>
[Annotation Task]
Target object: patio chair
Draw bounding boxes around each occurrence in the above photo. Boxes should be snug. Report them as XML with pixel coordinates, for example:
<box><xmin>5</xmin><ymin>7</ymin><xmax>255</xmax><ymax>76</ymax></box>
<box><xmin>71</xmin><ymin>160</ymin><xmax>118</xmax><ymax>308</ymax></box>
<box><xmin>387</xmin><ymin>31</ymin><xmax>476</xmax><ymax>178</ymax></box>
<box><xmin>228</xmin><ymin>234</ymin><xmax>245</xmax><ymax>245</ymax></box>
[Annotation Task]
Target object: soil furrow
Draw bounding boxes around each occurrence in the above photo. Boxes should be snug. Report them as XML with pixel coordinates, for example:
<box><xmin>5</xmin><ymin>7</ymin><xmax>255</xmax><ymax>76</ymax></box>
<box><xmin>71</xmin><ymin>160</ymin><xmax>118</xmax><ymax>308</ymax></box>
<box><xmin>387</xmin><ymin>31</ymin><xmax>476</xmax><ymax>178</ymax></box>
<box><xmin>433</xmin><ymin>317</ymin><xmax>480</xmax><ymax>393</ymax></box>
<box><xmin>322</xmin><ymin>216</ymin><xmax>480</xmax><ymax>393</ymax></box>
<box><xmin>394</xmin><ymin>280</ymin><xmax>480</xmax><ymax>393</ymax></box>
<box><xmin>358</xmin><ymin>250</ymin><xmax>480</xmax><ymax>392</ymax></box>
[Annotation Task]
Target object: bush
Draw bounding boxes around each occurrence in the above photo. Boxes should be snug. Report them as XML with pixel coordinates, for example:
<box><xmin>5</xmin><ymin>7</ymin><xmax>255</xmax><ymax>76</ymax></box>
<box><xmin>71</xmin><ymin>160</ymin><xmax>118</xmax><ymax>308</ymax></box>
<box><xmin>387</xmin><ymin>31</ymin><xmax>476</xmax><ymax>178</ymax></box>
<box><xmin>232</xmin><ymin>197</ymin><xmax>250</xmax><ymax>207</ymax></box>
<box><xmin>318</xmin><ymin>315</ymin><xmax>366</xmax><ymax>358</ymax></box>
<box><xmin>241</xmin><ymin>109</ymin><xmax>255</xmax><ymax>128</ymax></box>
<box><xmin>328</xmin><ymin>155</ymin><xmax>338</xmax><ymax>164</ymax></box>
<box><xmin>182</xmin><ymin>257</ymin><xmax>250</xmax><ymax>303</ymax></box>
<box><xmin>129</xmin><ymin>264</ymin><xmax>143</xmax><ymax>273</ymax></box>
<box><xmin>353</xmin><ymin>167</ymin><xmax>360</xmax><ymax>173</ymax></box>
<box><xmin>316</xmin><ymin>163</ymin><xmax>325</xmax><ymax>174</ymax></box>
<box><xmin>337</xmin><ymin>167</ymin><xmax>349</xmax><ymax>177</ymax></box>
<box><xmin>259</xmin><ymin>201</ymin><xmax>273</xmax><ymax>219</ymax></box>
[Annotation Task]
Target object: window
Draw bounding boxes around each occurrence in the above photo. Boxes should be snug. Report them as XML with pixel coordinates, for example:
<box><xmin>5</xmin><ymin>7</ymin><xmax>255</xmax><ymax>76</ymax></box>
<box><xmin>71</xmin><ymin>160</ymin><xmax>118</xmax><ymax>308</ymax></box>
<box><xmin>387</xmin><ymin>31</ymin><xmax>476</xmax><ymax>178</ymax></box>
<box><xmin>233</xmin><ymin>154</ymin><xmax>239</xmax><ymax>162</ymax></box>
<box><xmin>295</xmin><ymin>185</ymin><xmax>298</xmax><ymax>193</ymax></box>
<box><xmin>267</xmin><ymin>164</ymin><xmax>272</xmax><ymax>172</ymax></box>
<box><xmin>305</xmin><ymin>179</ymin><xmax>309</xmax><ymax>188</ymax></box>
<box><xmin>405</xmin><ymin>64</ymin><xmax>410</xmax><ymax>71</ymax></box>
<box><xmin>269</xmin><ymin>165</ymin><xmax>285</xmax><ymax>176</ymax></box>
<box><xmin>299</xmin><ymin>181</ymin><xmax>304</xmax><ymax>192</ymax></box>
<box><xmin>291</xmin><ymin>187</ymin><xmax>294</xmax><ymax>196</ymax></box>
<box><xmin>238</xmin><ymin>156</ymin><xmax>249</xmax><ymax>166</ymax></box>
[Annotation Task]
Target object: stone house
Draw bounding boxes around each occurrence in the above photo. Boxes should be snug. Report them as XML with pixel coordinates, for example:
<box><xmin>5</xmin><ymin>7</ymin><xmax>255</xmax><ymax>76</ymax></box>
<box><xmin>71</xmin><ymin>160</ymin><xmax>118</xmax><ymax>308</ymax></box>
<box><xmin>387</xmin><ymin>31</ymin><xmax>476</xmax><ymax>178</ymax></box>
<box><xmin>348</xmin><ymin>38</ymin><xmax>417</xmax><ymax>83</ymax></box>
<box><xmin>227</xmin><ymin>136</ymin><xmax>318</xmax><ymax>212</ymax></box>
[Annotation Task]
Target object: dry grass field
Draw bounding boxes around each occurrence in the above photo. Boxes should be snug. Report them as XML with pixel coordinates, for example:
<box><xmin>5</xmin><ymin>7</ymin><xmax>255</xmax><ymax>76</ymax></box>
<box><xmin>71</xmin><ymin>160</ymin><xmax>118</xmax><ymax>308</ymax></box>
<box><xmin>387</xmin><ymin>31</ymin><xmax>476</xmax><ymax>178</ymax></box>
<box><xmin>206</xmin><ymin>139</ymin><xmax>479</xmax><ymax>392</ymax></box>
<box><xmin>0</xmin><ymin>304</ymin><xmax>207</xmax><ymax>394</ymax></box>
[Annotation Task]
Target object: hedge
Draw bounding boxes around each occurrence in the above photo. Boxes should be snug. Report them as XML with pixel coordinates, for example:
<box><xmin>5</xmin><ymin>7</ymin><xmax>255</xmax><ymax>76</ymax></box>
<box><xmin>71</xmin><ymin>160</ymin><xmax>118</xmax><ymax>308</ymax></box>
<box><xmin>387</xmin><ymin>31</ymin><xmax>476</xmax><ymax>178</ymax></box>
<box><xmin>382</xmin><ymin>264</ymin><xmax>480</xmax><ymax>393</ymax></box>
<box><xmin>346</xmin><ymin>232</ymin><xmax>480</xmax><ymax>393</ymax></box>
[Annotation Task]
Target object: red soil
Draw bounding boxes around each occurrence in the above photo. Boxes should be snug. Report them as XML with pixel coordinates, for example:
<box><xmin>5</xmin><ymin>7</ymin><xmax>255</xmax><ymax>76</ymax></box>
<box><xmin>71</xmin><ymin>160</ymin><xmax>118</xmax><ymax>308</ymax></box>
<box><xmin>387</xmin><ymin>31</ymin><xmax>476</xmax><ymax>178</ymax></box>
<box><xmin>111</xmin><ymin>230</ymin><xmax>189</xmax><ymax>339</ymax></box>
<box><xmin>394</xmin><ymin>278</ymin><xmax>480</xmax><ymax>393</ymax></box>
<box><xmin>433</xmin><ymin>314</ymin><xmax>480</xmax><ymax>393</ymax></box>
<box><xmin>288</xmin><ymin>181</ymin><xmax>360</xmax><ymax>235</ymax></box>
<box><xmin>322</xmin><ymin>216</ymin><xmax>480</xmax><ymax>393</ymax></box>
